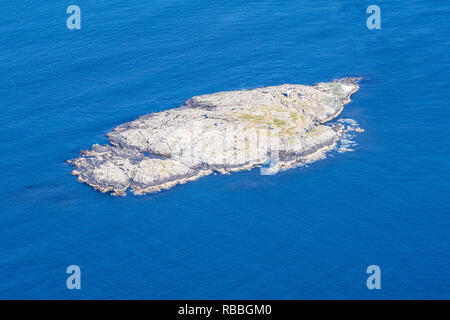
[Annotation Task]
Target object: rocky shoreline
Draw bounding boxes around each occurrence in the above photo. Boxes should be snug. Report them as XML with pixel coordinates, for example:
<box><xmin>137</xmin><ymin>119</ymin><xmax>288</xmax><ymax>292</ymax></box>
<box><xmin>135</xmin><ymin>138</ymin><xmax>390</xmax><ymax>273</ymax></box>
<box><xmin>68</xmin><ymin>78</ymin><xmax>364</xmax><ymax>196</ymax></box>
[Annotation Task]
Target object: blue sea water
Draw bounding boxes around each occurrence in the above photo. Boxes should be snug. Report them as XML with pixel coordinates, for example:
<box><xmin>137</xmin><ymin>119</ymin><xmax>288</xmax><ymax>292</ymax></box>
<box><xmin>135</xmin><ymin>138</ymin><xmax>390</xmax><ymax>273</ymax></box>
<box><xmin>0</xmin><ymin>0</ymin><xmax>449</xmax><ymax>299</ymax></box>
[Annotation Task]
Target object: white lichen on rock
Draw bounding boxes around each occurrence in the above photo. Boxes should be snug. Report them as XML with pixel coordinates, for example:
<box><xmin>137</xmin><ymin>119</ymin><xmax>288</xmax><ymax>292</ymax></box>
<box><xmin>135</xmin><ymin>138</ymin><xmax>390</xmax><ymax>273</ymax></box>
<box><xmin>68</xmin><ymin>78</ymin><xmax>364</xmax><ymax>196</ymax></box>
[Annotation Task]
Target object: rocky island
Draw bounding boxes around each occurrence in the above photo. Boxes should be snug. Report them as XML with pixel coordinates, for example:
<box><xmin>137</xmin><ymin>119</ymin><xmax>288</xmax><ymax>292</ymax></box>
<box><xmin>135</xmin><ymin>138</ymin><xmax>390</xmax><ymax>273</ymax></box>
<box><xmin>68</xmin><ymin>78</ymin><xmax>364</xmax><ymax>196</ymax></box>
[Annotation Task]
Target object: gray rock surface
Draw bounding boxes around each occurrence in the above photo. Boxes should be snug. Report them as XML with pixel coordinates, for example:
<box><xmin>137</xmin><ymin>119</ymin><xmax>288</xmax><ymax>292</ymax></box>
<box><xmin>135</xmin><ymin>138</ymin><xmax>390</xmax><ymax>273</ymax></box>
<box><xmin>68</xmin><ymin>78</ymin><xmax>364</xmax><ymax>195</ymax></box>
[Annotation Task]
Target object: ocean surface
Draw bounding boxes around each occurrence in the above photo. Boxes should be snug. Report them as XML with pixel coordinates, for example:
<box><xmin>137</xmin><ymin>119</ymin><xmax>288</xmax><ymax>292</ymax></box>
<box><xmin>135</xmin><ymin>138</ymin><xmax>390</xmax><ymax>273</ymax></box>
<box><xmin>0</xmin><ymin>0</ymin><xmax>449</xmax><ymax>299</ymax></box>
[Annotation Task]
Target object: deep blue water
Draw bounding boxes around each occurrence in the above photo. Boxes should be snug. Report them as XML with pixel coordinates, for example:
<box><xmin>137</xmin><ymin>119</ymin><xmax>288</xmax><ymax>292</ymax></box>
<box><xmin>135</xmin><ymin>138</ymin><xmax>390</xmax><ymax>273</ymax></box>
<box><xmin>0</xmin><ymin>0</ymin><xmax>449</xmax><ymax>299</ymax></box>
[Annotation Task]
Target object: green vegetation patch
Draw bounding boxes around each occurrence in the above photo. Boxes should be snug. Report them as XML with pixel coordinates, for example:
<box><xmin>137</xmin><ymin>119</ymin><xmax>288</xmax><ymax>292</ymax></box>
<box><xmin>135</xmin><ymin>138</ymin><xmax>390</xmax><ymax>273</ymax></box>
<box><xmin>273</xmin><ymin>118</ymin><xmax>286</xmax><ymax>127</ymax></box>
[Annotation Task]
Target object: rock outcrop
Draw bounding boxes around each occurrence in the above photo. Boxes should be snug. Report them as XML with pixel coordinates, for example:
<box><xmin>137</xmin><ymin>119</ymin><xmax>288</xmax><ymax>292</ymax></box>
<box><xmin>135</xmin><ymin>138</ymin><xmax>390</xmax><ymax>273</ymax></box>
<box><xmin>68</xmin><ymin>78</ymin><xmax>364</xmax><ymax>195</ymax></box>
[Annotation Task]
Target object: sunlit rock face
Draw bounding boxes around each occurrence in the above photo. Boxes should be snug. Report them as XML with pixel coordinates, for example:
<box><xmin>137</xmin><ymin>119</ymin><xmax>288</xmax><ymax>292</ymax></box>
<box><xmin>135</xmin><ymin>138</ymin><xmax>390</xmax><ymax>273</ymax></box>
<box><xmin>68</xmin><ymin>78</ymin><xmax>364</xmax><ymax>196</ymax></box>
